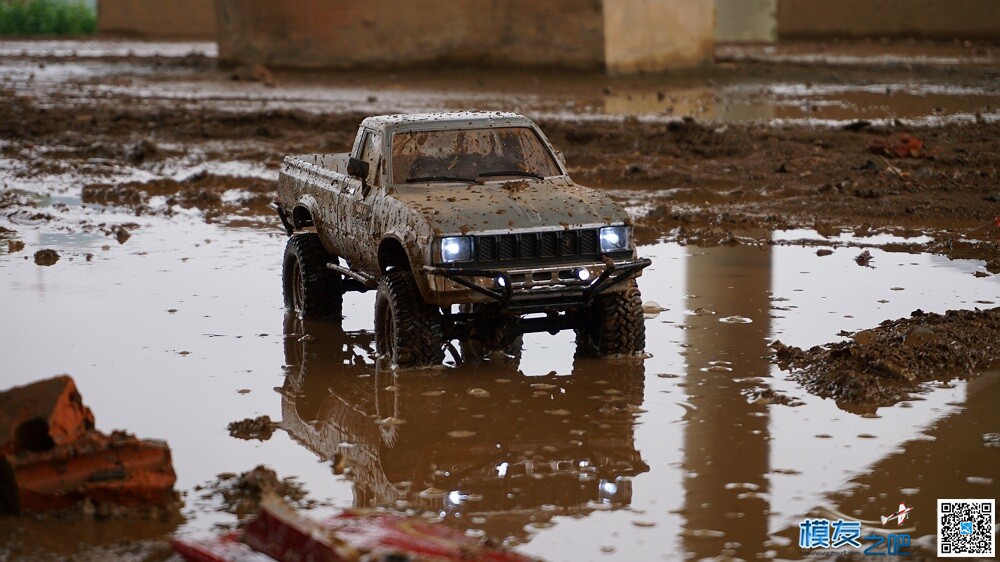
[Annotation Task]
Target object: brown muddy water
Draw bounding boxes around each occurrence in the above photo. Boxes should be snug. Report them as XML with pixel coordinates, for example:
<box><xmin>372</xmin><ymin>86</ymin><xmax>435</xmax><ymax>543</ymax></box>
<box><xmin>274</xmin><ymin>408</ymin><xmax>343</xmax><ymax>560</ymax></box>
<box><xmin>1</xmin><ymin>207</ymin><xmax>998</xmax><ymax>560</ymax></box>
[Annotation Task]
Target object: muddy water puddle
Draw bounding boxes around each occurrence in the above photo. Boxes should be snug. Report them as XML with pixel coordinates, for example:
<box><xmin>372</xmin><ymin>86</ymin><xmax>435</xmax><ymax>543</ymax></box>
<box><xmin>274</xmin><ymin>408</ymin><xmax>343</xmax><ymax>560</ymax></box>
<box><xmin>1</xmin><ymin>208</ymin><xmax>997</xmax><ymax>559</ymax></box>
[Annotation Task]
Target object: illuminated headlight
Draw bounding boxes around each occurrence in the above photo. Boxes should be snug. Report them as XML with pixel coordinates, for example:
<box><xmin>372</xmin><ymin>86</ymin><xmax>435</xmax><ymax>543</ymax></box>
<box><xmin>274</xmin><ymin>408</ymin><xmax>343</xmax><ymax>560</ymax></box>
<box><xmin>436</xmin><ymin>236</ymin><xmax>473</xmax><ymax>263</ymax></box>
<box><xmin>599</xmin><ymin>226</ymin><xmax>630</xmax><ymax>253</ymax></box>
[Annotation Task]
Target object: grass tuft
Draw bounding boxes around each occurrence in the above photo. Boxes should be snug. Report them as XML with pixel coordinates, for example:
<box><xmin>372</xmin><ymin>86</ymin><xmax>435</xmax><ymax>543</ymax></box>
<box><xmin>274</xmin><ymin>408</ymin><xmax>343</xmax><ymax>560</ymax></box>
<box><xmin>0</xmin><ymin>0</ymin><xmax>96</xmax><ymax>36</ymax></box>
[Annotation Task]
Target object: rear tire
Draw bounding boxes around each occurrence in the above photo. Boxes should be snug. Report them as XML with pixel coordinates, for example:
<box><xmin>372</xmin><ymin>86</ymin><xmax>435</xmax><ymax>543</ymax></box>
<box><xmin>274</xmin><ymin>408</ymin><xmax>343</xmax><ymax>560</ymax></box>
<box><xmin>375</xmin><ymin>270</ymin><xmax>445</xmax><ymax>368</ymax></box>
<box><xmin>576</xmin><ymin>280</ymin><xmax>646</xmax><ymax>356</ymax></box>
<box><xmin>282</xmin><ymin>233</ymin><xmax>343</xmax><ymax>319</ymax></box>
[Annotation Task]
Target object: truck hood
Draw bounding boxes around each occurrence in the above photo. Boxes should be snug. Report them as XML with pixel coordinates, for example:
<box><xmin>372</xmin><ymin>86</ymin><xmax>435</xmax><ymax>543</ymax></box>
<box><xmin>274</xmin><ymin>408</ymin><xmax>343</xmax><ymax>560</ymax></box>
<box><xmin>391</xmin><ymin>178</ymin><xmax>630</xmax><ymax>236</ymax></box>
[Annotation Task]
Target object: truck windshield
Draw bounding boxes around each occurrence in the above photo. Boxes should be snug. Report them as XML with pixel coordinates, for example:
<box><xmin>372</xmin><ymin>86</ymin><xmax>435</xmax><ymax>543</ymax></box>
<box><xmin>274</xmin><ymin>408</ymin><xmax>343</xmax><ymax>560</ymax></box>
<box><xmin>391</xmin><ymin>127</ymin><xmax>562</xmax><ymax>184</ymax></box>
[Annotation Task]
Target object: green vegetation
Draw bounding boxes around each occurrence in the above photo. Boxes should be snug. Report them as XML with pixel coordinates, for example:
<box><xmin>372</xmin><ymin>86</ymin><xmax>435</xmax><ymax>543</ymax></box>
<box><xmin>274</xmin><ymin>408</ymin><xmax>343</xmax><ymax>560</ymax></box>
<box><xmin>0</xmin><ymin>0</ymin><xmax>96</xmax><ymax>36</ymax></box>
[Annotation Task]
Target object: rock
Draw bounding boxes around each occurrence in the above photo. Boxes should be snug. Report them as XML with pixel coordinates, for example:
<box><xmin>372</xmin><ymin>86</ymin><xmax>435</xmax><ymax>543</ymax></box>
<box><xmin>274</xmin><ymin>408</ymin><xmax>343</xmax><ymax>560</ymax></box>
<box><xmin>903</xmin><ymin>325</ymin><xmax>937</xmax><ymax>347</ymax></box>
<box><xmin>228</xmin><ymin>416</ymin><xmax>276</xmax><ymax>441</ymax></box>
<box><xmin>852</xmin><ymin>330</ymin><xmax>876</xmax><ymax>346</ymax></box>
<box><xmin>124</xmin><ymin>139</ymin><xmax>158</xmax><ymax>164</ymax></box>
<box><xmin>114</xmin><ymin>226</ymin><xmax>131</xmax><ymax>245</ymax></box>
<box><xmin>33</xmin><ymin>249</ymin><xmax>59</xmax><ymax>266</ymax></box>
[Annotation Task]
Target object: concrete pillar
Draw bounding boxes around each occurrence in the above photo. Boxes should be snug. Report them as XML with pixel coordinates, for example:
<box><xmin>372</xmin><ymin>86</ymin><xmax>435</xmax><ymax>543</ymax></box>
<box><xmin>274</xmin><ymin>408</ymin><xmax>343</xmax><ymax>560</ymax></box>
<box><xmin>715</xmin><ymin>0</ymin><xmax>776</xmax><ymax>43</ymax></box>
<box><xmin>603</xmin><ymin>0</ymin><xmax>715</xmax><ymax>73</ymax></box>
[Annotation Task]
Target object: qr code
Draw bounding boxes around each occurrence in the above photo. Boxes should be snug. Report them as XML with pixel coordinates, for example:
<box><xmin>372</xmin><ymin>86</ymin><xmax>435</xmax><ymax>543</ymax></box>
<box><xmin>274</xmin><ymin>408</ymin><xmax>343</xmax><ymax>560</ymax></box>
<box><xmin>938</xmin><ymin>499</ymin><xmax>995</xmax><ymax>557</ymax></box>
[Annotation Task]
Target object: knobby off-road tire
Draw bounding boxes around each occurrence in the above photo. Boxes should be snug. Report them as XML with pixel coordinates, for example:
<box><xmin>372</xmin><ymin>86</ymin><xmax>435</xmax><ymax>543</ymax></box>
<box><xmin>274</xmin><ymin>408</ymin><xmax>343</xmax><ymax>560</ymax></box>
<box><xmin>282</xmin><ymin>233</ymin><xmax>343</xmax><ymax>319</ymax></box>
<box><xmin>577</xmin><ymin>279</ymin><xmax>646</xmax><ymax>356</ymax></box>
<box><xmin>375</xmin><ymin>270</ymin><xmax>445</xmax><ymax>368</ymax></box>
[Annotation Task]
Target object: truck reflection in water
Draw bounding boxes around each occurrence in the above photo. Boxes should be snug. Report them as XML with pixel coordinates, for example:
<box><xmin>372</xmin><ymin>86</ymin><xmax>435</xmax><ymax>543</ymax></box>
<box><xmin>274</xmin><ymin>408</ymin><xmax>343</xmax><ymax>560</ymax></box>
<box><xmin>280</xmin><ymin>315</ymin><xmax>648</xmax><ymax>544</ymax></box>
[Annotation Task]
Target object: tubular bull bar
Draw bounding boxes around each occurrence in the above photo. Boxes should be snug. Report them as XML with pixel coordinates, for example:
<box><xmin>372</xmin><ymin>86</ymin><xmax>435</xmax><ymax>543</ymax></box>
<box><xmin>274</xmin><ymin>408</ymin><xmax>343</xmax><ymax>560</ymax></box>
<box><xmin>424</xmin><ymin>257</ymin><xmax>652</xmax><ymax>311</ymax></box>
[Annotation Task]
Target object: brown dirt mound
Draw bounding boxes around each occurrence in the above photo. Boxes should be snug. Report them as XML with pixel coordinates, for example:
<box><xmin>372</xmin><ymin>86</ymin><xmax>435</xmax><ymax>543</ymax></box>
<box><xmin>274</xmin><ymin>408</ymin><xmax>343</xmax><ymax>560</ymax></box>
<box><xmin>196</xmin><ymin>465</ymin><xmax>310</xmax><ymax>520</ymax></box>
<box><xmin>227</xmin><ymin>415</ymin><xmax>276</xmax><ymax>441</ymax></box>
<box><xmin>772</xmin><ymin>307</ymin><xmax>1000</xmax><ymax>409</ymax></box>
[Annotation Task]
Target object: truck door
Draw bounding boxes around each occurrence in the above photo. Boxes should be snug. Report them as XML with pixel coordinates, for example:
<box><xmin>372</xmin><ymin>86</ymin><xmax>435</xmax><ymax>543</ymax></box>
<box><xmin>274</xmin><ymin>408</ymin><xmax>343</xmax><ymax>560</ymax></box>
<box><xmin>342</xmin><ymin>128</ymin><xmax>384</xmax><ymax>272</ymax></box>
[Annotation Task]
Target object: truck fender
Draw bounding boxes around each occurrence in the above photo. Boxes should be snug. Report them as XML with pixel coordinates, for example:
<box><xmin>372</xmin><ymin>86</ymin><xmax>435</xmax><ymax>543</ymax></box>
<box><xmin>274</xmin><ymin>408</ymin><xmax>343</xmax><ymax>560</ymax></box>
<box><xmin>291</xmin><ymin>195</ymin><xmax>319</xmax><ymax>229</ymax></box>
<box><xmin>378</xmin><ymin>235</ymin><xmax>433</xmax><ymax>301</ymax></box>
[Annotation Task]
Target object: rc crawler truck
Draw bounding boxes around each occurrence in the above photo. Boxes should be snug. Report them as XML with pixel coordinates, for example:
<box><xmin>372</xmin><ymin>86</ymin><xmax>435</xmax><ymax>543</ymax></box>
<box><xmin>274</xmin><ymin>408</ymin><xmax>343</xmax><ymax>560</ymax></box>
<box><xmin>274</xmin><ymin>111</ymin><xmax>650</xmax><ymax>367</ymax></box>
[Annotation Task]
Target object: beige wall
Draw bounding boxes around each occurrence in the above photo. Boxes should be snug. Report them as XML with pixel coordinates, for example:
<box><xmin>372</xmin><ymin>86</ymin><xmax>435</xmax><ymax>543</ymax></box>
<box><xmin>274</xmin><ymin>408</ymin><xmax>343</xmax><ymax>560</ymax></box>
<box><xmin>603</xmin><ymin>0</ymin><xmax>714</xmax><ymax>73</ymax></box>
<box><xmin>716</xmin><ymin>0</ymin><xmax>776</xmax><ymax>43</ymax></box>
<box><xmin>97</xmin><ymin>0</ymin><xmax>216</xmax><ymax>38</ymax></box>
<box><xmin>778</xmin><ymin>0</ymin><xmax>1000</xmax><ymax>40</ymax></box>
<box><xmin>215</xmin><ymin>0</ymin><xmax>605</xmax><ymax>70</ymax></box>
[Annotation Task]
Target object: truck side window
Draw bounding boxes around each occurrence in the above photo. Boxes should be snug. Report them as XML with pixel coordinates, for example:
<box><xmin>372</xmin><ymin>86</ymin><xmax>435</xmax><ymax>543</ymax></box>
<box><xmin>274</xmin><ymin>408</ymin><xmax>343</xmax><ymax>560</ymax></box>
<box><xmin>360</xmin><ymin>131</ymin><xmax>383</xmax><ymax>189</ymax></box>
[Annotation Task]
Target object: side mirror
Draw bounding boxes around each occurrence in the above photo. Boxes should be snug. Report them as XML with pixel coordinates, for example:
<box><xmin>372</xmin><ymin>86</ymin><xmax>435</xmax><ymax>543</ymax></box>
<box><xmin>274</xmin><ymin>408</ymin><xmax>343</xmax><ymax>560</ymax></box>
<box><xmin>347</xmin><ymin>157</ymin><xmax>369</xmax><ymax>180</ymax></box>
<box><xmin>554</xmin><ymin>150</ymin><xmax>567</xmax><ymax>168</ymax></box>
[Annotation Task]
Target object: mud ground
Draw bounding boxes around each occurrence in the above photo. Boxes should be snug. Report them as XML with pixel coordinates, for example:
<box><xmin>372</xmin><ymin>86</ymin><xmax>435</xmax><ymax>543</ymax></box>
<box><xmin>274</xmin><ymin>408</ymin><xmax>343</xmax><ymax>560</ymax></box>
<box><xmin>3</xmin><ymin>58</ymin><xmax>999</xmax><ymax>259</ymax></box>
<box><xmin>773</xmin><ymin>306</ymin><xmax>1000</xmax><ymax>410</ymax></box>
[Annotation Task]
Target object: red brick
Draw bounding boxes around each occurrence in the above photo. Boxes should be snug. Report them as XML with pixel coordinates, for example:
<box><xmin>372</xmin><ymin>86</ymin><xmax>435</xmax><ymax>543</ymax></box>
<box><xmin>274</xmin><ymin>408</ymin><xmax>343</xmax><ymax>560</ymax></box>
<box><xmin>1</xmin><ymin>430</ymin><xmax>177</xmax><ymax>514</ymax></box>
<box><xmin>0</xmin><ymin>375</ymin><xmax>94</xmax><ymax>454</ymax></box>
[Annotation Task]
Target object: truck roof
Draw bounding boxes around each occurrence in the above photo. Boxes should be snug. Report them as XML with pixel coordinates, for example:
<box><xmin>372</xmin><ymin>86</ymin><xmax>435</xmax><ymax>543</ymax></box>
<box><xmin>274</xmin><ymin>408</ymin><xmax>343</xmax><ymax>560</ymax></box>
<box><xmin>360</xmin><ymin>111</ymin><xmax>534</xmax><ymax>134</ymax></box>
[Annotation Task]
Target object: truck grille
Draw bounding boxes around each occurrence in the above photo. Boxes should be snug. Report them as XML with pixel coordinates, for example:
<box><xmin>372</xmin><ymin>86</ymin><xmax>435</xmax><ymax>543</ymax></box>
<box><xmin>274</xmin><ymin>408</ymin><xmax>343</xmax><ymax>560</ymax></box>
<box><xmin>476</xmin><ymin>229</ymin><xmax>599</xmax><ymax>264</ymax></box>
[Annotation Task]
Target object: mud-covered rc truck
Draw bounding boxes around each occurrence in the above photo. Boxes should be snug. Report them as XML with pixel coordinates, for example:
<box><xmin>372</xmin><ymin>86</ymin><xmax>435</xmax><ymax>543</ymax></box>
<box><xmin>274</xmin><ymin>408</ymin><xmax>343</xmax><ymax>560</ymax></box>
<box><xmin>274</xmin><ymin>112</ymin><xmax>651</xmax><ymax>367</ymax></box>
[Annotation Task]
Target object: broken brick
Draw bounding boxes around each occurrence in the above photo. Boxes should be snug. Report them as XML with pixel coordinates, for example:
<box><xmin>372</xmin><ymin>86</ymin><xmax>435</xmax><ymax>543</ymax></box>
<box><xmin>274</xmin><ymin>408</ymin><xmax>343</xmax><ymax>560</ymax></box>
<box><xmin>1</xmin><ymin>430</ymin><xmax>177</xmax><ymax>515</ymax></box>
<box><xmin>242</xmin><ymin>495</ymin><xmax>360</xmax><ymax>561</ymax></box>
<box><xmin>173</xmin><ymin>494</ymin><xmax>533</xmax><ymax>562</ymax></box>
<box><xmin>0</xmin><ymin>375</ymin><xmax>94</xmax><ymax>455</ymax></box>
<box><xmin>0</xmin><ymin>376</ymin><xmax>177</xmax><ymax>515</ymax></box>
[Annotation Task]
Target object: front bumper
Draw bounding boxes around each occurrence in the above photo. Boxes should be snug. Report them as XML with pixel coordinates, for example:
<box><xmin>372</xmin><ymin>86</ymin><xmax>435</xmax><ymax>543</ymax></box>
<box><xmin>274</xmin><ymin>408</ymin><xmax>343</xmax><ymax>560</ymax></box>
<box><xmin>423</xmin><ymin>257</ymin><xmax>651</xmax><ymax>312</ymax></box>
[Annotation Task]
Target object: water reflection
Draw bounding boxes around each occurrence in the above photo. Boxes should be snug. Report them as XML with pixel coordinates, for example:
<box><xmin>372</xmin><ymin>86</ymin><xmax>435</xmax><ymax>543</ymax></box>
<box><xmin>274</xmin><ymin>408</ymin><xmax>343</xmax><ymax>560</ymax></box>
<box><xmin>813</xmin><ymin>371</ymin><xmax>1000</xmax><ymax>549</ymax></box>
<box><xmin>682</xmin><ymin>245</ymin><xmax>773</xmax><ymax>558</ymax></box>
<box><xmin>279</xmin><ymin>316</ymin><xmax>648</xmax><ymax>545</ymax></box>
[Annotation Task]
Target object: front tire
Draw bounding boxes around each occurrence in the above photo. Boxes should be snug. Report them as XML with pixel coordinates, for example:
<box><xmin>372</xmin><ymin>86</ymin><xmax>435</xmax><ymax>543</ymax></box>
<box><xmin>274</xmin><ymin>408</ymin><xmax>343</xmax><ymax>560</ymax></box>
<box><xmin>576</xmin><ymin>280</ymin><xmax>646</xmax><ymax>356</ymax></box>
<box><xmin>282</xmin><ymin>233</ymin><xmax>343</xmax><ymax>319</ymax></box>
<box><xmin>375</xmin><ymin>270</ymin><xmax>445</xmax><ymax>368</ymax></box>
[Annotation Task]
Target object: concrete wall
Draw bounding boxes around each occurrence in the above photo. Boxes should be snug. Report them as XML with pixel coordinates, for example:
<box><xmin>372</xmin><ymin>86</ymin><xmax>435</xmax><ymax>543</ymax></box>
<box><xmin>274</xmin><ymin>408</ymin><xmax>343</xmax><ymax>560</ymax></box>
<box><xmin>217</xmin><ymin>0</ymin><xmax>716</xmax><ymax>73</ymax></box>
<box><xmin>97</xmin><ymin>0</ymin><xmax>216</xmax><ymax>38</ymax></box>
<box><xmin>778</xmin><ymin>0</ymin><xmax>1000</xmax><ymax>40</ymax></box>
<box><xmin>603</xmin><ymin>0</ymin><xmax>715</xmax><ymax>73</ymax></box>
<box><xmin>715</xmin><ymin>0</ymin><xmax>776</xmax><ymax>43</ymax></box>
<box><xmin>215</xmin><ymin>0</ymin><xmax>605</xmax><ymax>70</ymax></box>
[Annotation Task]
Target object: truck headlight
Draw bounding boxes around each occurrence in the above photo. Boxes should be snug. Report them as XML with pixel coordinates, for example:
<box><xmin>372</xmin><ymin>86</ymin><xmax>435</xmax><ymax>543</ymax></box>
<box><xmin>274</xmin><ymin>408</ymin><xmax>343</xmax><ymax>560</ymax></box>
<box><xmin>599</xmin><ymin>226</ymin><xmax>630</xmax><ymax>253</ymax></box>
<box><xmin>436</xmin><ymin>236</ymin><xmax>473</xmax><ymax>263</ymax></box>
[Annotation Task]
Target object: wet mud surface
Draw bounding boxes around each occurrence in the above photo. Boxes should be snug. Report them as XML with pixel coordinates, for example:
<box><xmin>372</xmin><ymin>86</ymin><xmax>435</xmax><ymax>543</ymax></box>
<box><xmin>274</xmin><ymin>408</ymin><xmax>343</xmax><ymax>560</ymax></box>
<box><xmin>1</xmin><ymin>39</ymin><xmax>999</xmax><ymax>560</ymax></box>
<box><xmin>774</xmin><ymin>307</ymin><xmax>1000</xmax><ymax>410</ymax></box>
<box><xmin>193</xmin><ymin>466</ymin><xmax>312</xmax><ymax>522</ymax></box>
